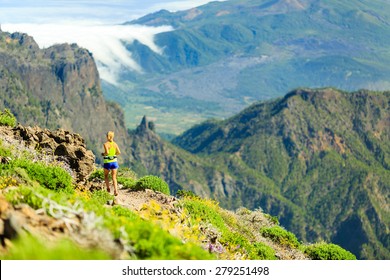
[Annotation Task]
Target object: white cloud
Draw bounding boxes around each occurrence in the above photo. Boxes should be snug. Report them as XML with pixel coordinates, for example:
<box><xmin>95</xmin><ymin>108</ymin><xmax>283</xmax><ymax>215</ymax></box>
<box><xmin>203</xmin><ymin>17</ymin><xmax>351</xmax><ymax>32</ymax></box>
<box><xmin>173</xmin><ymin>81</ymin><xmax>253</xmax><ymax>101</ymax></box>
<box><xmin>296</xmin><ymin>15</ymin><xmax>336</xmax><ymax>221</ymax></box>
<box><xmin>2</xmin><ymin>22</ymin><xmax>173</xmax><ymax>84</ymax></box>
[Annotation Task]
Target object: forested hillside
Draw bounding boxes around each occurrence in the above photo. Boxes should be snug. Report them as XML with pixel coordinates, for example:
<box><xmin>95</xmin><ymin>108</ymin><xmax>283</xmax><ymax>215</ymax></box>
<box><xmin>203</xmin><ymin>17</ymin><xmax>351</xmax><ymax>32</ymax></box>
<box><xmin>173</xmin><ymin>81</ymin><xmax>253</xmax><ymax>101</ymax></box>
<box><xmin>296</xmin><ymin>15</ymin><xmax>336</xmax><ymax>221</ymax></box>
<box><xmin>126</xmin><ymin>88</ymin><xmax>390</xmax><ymax>260</ymax></box>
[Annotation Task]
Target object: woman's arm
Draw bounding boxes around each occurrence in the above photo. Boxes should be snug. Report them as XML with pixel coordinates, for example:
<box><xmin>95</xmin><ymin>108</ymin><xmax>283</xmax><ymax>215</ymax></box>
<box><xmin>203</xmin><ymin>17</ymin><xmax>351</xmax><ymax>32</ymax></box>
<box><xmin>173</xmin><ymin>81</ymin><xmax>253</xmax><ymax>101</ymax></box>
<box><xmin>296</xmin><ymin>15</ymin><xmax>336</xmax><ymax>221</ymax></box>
<box><xmin>115</xmin><ymin>143</ymin><xmax>121</xmax><ymax>155</ymax></box>
<box><xmin>102</xmin><ymin>143</ymin><xmax>109</xmax><ymax>156</ymax></box>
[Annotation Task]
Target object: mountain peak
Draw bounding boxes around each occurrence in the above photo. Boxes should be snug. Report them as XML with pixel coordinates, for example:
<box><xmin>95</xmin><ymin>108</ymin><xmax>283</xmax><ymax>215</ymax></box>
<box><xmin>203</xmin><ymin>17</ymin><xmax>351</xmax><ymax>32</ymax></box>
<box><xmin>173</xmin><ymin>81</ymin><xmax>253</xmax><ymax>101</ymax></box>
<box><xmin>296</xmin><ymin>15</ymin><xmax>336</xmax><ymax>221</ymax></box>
<box><xmin>136</xmin><ymin>115</ymin><xmax>156</xmax><ymax>133</ymax></box>
<box><xmin>284</xmin><ymin>87</ymin><xmax>343</xmax><ymax>103</ymax></box>
<box><xmin>0</xmin><ymin>30</ymin><xmax>39</xmax><ymax>52</ymax></box>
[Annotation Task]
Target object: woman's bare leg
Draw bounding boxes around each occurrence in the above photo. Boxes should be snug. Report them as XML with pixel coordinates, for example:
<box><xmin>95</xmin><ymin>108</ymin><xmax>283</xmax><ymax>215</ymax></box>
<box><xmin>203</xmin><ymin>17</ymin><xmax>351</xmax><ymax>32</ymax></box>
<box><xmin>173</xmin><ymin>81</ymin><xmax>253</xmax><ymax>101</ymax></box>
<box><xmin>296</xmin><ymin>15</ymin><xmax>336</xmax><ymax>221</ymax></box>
<box><xmin>112</xmin><ymin>168</ymin><xmax>118</xmax><ymax>195</ymax></box>
<box><xmin>104</xmin><ymin>168</ymin><xmax>111</xmax><ymax>192</ymax></box>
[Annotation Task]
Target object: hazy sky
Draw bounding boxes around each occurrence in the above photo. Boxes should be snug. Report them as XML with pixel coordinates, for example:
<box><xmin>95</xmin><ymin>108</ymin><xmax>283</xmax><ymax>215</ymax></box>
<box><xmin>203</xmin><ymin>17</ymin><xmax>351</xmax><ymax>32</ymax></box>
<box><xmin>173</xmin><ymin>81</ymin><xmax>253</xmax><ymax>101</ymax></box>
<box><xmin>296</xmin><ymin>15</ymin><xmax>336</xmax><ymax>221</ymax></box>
<box><xmin>0</xmin><ymin>0</ymin><xmax>216</xmax><ymax>24</ymax></box>
<box><xmin>0</xmin><ymin>0</ymin><xmax>222</xmax><ymax>84</ymax></box>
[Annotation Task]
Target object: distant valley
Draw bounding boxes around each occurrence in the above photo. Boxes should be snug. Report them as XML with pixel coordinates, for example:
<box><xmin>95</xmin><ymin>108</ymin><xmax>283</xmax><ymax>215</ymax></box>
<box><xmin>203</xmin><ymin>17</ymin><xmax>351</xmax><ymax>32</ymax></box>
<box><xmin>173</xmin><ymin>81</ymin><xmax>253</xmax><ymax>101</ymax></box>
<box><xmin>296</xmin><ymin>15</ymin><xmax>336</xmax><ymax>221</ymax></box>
<box><xmin>102</xmin><ymin>0</ymin><xmax>390</xmax><ymax>135</ymax></box>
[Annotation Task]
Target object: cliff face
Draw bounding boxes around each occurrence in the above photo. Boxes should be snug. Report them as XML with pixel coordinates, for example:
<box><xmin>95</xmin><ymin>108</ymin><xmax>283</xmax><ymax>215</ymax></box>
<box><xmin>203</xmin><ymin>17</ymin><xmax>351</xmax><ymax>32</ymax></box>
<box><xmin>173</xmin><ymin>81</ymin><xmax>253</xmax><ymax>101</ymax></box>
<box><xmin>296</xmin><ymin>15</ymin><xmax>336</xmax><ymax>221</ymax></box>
<box><xmin>0</xmin><ymin>31</ymin><xmax>128</xmax><ymax>158</ymax></box>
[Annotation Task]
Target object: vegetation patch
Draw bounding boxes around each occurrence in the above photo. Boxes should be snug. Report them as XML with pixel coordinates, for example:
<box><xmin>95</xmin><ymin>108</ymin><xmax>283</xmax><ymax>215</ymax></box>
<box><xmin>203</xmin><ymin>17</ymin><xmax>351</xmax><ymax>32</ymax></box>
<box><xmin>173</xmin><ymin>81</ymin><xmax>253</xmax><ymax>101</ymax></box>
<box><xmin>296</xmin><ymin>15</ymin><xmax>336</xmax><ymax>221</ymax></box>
<box><xmin>88</xmin><ymin>168</ymin><xmax>105</xmax><ymax>180</ymax></box>
<box><xmin>176</xmin><ymin>189</ymin><xmax>200</xmax><ymax>199</ymax></box>
<box><xmin>0</xmin><ymin>108</ymin><xmax>16</xmax><ymax>127</ymax></box>
<box><xmin>260</xmin><ymin>226</ymin><xmax>301</xmax><ymax>249</ymax></box>
<box><xmin>249</xmin><ymin>242</ymin><xmax>277</xmax><ymax>260</ymax></box>
<box><xmin>2</xmin><ymin>235</ymin><xmax>111</xmax><ymax>260</ymax></box>
<box><xmin>134</xmin><ymin>175</ymin><xmax>170</xmax><ymax>195</ymax></box>
<box><xmin>303</xmin><ymin>242</ymin><xmax>356</xmax><ymax>260</ymax></box>
<box><xmin>4</xmin><ymin>159</ymin><xmax>74</xmax><ymax>193</ymax></box>
<box><xmin>180</xmin><ymin>196</ymin><xmax>282</xmax><ymax>259</ymax></box>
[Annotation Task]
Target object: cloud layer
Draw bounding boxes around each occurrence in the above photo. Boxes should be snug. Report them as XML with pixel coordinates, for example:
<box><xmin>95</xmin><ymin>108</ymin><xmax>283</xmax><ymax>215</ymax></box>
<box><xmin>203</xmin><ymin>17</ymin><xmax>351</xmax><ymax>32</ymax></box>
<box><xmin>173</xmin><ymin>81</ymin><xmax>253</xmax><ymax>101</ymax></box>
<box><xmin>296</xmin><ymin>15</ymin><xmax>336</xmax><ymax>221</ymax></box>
<box><xmin>2</xmin><ymin>23</ymin><xmax>173</xmax><ymax>84</ymax></box>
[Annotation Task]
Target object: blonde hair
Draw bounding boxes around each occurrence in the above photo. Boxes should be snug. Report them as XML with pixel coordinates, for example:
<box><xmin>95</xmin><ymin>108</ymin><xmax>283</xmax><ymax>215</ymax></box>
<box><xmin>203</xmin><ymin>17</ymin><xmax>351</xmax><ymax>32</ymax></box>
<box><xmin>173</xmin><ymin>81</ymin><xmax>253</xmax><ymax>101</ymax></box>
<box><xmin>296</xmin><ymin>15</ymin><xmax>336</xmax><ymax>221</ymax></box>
<box><xmin>106</xmin><ymin>131</ymin><xmax>115</xmax><ymax>142</ymax></box>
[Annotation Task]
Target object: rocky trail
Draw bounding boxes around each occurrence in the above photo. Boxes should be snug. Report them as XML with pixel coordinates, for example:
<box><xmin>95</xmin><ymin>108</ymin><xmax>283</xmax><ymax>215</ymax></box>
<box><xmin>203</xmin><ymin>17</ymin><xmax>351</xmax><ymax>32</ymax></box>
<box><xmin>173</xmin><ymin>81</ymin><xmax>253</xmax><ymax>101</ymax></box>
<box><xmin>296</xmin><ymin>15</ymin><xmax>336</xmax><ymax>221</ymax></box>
<box><xmin>112</xmin><ymin>187</ymin><xmax>177</xmax><ymax>212</ymax></box>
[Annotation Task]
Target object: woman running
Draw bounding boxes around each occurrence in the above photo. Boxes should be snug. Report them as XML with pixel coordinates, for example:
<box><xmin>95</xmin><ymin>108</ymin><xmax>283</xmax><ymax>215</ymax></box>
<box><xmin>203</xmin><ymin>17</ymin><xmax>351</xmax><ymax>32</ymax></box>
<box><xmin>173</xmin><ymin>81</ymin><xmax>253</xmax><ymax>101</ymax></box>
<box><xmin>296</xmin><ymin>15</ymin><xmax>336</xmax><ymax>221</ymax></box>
<box><xmin>102</xmin><ymin>131</ymin><xmax>121</xmax><ymax>196</ymax></box>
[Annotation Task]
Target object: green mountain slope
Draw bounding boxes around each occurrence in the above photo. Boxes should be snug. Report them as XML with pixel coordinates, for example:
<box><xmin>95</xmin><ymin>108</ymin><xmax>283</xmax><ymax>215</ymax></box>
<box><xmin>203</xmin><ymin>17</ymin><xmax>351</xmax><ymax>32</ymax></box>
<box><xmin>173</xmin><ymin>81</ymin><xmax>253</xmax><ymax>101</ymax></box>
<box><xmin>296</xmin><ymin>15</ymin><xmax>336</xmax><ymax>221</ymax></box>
<box><xmin>107</xmin><ymin>0</ymin><xmax>390</xmax><ymax>135</ymax></box>
<box><xmin>1</xmin><ymin>117</ymin><xmax>356</xmax><ymax>260</ymax></box>
<box><xmin>125</xmin><ymin>88</ymin><xmax>389</xmax><ymax>259</ymax></box>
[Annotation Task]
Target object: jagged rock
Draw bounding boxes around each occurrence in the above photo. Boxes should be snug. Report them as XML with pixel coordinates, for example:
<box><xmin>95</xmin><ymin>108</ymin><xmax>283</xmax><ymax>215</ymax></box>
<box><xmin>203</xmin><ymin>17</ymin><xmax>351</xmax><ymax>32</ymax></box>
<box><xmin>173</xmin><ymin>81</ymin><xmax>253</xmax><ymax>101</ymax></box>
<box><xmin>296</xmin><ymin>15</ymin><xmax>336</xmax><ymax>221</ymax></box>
<box><xmin>84</xmin><ymin>177</ymin><xmax>105</xmax><ymax>192</ymax></box>
<box><xmin>0</xmin><ymin>196</ymin><xmax>20</xmax><ymax>242</ymax></box>
<box><xmin>11</xmin><ymin>124</ymin><xmax>95</xmax><ymax>182</ymax></box>
<box><xmin>2</xmin><ymin>213</ymin><xmax>22</xmax><ymax>240</ymax></box>
<box><xmin>136</xmin><ymin>115</ymin><xmax>156</xmax><ymax>134</ymax></box>
<box><xmin>10</xmin><ymin>32</ymin><xmax>40</xmax><ymax>52</ymax></box>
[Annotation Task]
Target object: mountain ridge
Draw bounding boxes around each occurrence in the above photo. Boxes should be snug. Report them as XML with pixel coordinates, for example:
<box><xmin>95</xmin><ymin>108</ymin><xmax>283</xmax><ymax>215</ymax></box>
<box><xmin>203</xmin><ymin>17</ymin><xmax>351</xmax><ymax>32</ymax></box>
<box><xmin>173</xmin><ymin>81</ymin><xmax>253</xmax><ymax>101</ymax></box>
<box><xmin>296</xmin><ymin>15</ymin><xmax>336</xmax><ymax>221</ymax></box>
<box><xmin>125</xmin><ymin>88</ymin><xmax>390</xmax><ymax>260</ymax></box>
<box><xmin>108</xmin><ymin>0</ymin><xmax>390</xmax><ymax>135</ymax></box>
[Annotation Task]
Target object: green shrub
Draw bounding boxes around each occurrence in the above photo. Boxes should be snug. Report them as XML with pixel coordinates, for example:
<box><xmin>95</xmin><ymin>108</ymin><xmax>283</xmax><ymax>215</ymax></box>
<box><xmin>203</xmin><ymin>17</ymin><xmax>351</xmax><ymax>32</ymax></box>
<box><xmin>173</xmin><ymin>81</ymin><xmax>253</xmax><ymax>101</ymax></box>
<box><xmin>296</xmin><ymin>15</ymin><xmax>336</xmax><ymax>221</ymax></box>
<box><xmin>221</xmin><ymin>230</ymin><xmax>250</xmax><ymax>249</ymax></box>
<box><xmin>117</xmin><ymin>167</ymin><xmax>137</xmax><ymax>189</ymax></box>
<box><xmin>260</xmin><ymin>226</ymin><xmax>300</xmax><ymax>249</ymax></box>
<box><xmin>112</xmin><ymin>205</ymin><xmax>139</xmax><ymax>221</ymax></box>
<box><xmin>5</xmin><ymin>185</ymin><xmax>44</xmax><ymax>209</ymax></box>
<box><xmin>0</xmin><ymin>108</ymin><xmax>17</xmax><ymax>127</ymax></box>
<box><xmin>182</xmin><ymin>198</ymin><xmax>225</xmax><ymax>230</ymax></box>
<box><xmin>264</xmin><ymin>214</ymin><xmax>280</xmax><ymax>225</ymax></box>
<box><xmin>13</xmin><ymin>159</ymin><xmax>73</xmax><ymax>193</ymax></box>
<box><xmin>88</xmin><ymin>169</ymin><xmax>104</xmax><ymax>180</ymax></box>
<box><xmin>134</xmin><ymin>175</ymin><xmax>170</xmax><ymax>195</ymax></box>
<box><xmin>0</xmin><ymin>141</ymin><xmax>12</xmax><ymax>157</ymax></box>
<box><xmin>91</xmin><ymin>189</ymin><xmax>113</xmax><ymax>205</ymax></box>
<box><xmin>118</xmin><ymin>167</ymin><xmax>138</xmax><ymax>180</ymax></box>
<box><xmin>102</xmin><ymin>204</ymin><xmax>214</xmax><ymax>260</ymax></box>
<box><xmin>176</xmin><ymin>189</ymin><xmax>199</xmax><ymax>199</ymax></box>
<box><xmin>249</xmin><ymin>242</ymin><xmax>277</xmax><ymax>260</ymax></box>
<box><xmin>304</xmin><ymin>242</ymin><xmax>356</xmax><ymax>260</ymax></box>
<box><xmin>117</xmin><ymin>176</ymin><xmax>136</xmax><ymax>189</ymax></box>
<box><xmin>124</xmin><ymin>218</ymin><xmax>213</xmax><ymax>260</ymax></box>
<box><xmin>1</xmin><ymin>234</ymin><xmax>111</xmax><ymax>260</ymax></box>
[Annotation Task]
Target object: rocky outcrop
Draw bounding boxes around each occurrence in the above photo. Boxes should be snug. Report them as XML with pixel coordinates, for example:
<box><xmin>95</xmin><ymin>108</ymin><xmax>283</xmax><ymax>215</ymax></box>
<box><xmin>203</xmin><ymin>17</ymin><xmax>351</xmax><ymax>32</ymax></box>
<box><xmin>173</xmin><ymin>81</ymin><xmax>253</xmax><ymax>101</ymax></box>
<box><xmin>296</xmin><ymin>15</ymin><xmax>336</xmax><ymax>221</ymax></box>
<box><xmin>11</xmin><ymin>124</ymin><xmax>95</xmax><ymax>182</ymax></box>
<box><xmin>0</xmin><ymin>124</ymin><xmax>95</xmax><ymax>182</ymax></box>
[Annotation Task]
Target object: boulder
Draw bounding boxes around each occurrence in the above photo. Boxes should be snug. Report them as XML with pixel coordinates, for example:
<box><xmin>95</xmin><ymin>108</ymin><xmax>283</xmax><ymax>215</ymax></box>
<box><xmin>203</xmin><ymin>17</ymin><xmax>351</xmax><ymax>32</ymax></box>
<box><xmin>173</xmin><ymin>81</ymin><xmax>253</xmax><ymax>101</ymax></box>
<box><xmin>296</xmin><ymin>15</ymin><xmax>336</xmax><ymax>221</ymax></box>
<box><xmin>12</xmin><ymin>124</ymin><xmax>95</xmax><ymax>182</ymax></box>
